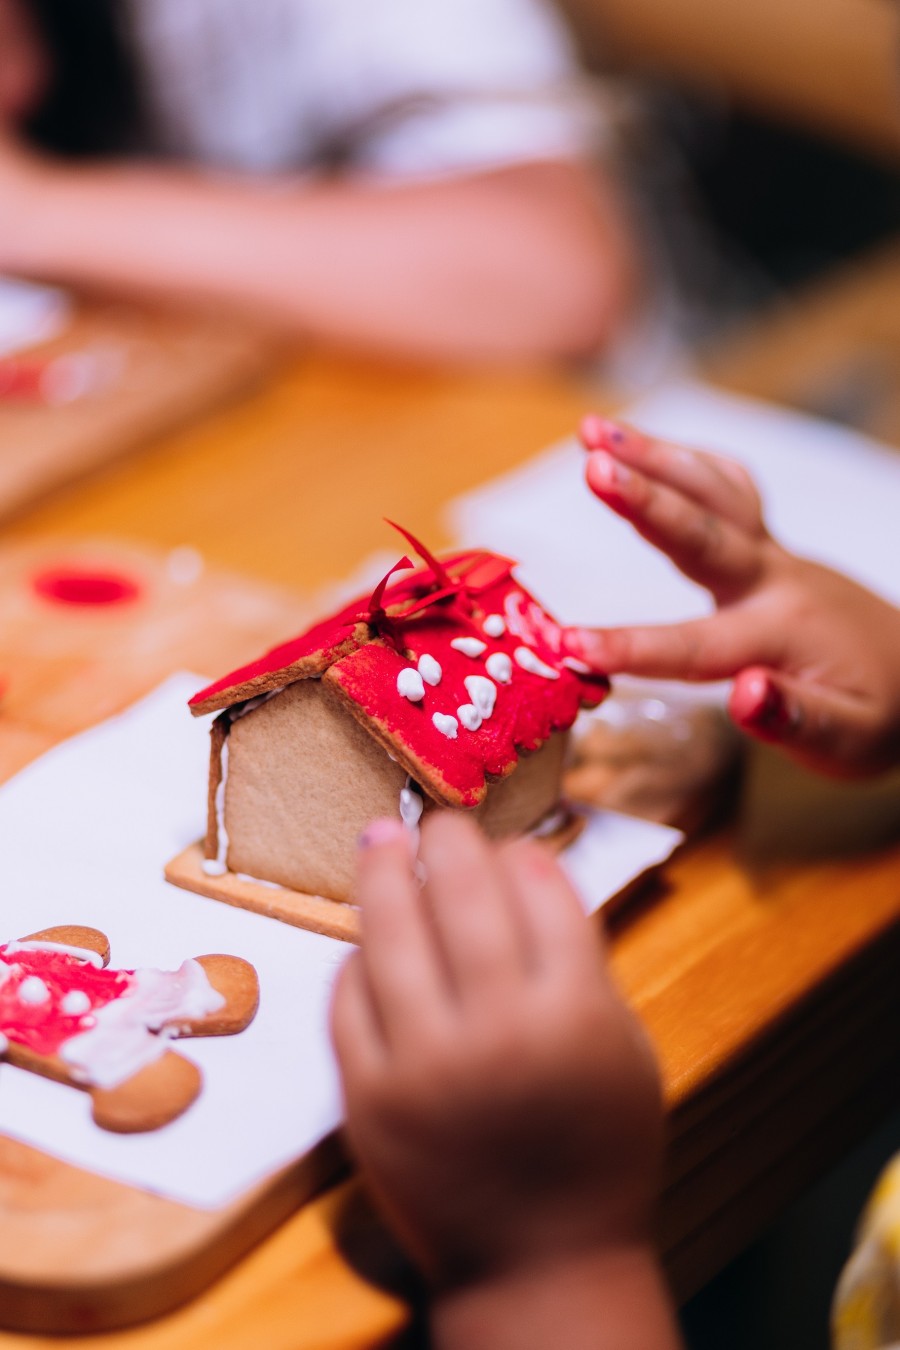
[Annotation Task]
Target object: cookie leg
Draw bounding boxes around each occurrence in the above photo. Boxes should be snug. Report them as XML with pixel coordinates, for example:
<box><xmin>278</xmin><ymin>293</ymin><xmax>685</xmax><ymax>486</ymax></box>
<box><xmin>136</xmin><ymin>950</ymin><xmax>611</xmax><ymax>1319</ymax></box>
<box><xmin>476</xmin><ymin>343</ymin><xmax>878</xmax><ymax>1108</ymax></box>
<box><xmin>90</xmin><ymin>1050</ymin><xmax>202</xmax><ymax>1133</ymax></box>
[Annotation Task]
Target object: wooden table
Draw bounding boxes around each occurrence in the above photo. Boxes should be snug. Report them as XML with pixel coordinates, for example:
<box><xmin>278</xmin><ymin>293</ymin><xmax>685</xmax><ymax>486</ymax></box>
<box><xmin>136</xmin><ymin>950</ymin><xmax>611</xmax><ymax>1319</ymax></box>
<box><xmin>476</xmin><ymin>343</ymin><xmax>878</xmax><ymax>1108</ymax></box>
<box><xmin>3</xmin><ymin>245</ymin><xmax>900</xmax><ymax>1347</ymax></box>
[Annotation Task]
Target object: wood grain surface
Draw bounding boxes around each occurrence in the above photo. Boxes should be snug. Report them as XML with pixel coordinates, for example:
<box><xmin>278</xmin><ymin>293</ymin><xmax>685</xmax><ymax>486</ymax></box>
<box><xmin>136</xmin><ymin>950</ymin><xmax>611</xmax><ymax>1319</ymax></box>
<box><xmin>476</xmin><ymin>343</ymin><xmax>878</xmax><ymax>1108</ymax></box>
<box><xmin>1</xmin><ymin>245</ymin><xmax>900</xmax><ymax>1343</ymax></box>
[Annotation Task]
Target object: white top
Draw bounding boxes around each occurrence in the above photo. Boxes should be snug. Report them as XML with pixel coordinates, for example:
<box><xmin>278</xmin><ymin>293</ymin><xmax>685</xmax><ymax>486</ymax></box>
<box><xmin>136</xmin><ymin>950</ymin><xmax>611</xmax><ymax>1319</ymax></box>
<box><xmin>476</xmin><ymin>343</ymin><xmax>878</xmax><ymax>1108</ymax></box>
<box><xmin>123</xmin><ymin>0</ymin><xmax>596</xmax><ymax>177</ymax></box>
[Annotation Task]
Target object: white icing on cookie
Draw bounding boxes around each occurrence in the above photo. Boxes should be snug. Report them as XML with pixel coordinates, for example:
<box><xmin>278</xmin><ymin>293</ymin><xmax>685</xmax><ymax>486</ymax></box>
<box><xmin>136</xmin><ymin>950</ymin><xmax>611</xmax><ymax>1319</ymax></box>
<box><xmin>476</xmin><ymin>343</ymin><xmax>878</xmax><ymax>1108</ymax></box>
<box><xmin>457</xmin><ymin>703</ymin><xmax>483</xmax><ymax>732</ymax></box>
<box><xmin>432</xmin><ymin>712</ymin><xmax>458</xmax><ymax>739</ymax></box>
<box><xmin>400</xmin><ymin>783</ymin><xmax>424</xmax><ymax>830</ymax></box>
<box><xmin>60</xmin><ymin>959</ymin><xmax>225</xmax><ymax>1090</ymax></box>
<box><xmin>61</xmin><ymin>989</ymin><xmax>92</xmax><ymax>1016</ymax></box>
<box><xmin>417</xmin><ymin>654</ymin><xmax>442</xmax><ymax>686</ymax></box>
<box><xmin>485</xmin><ymin>652</ymin><xmax>513</xmax><ymax>684</ymax></box>
<box><xmin>397</xmin><ymin>667</ymin><xmax>426</xmax><ymax>701</ymax></box>
<box><xmin>562</xmin><ymin>655</ymin><xmax>591</xmax><ymax>674</ymax></box>
<box><xmin>18</xmin><ymin>976</ymin><xmax>50</xmax><ymax>1005</ymax></box>
<box><xmin>5</xmin><ymin>940</ymin><xmax>103</xmax><ymax>969</ymax></box>
<box><xmin>483</xmin><ymin>614</ymin><xmax>506</xmax><ymax>637</ymax></box>
<box><xmin>209</xmin><ymin>735</ymin><xmax>231</xmax><ymax>875</ymax></box>
<box><xmin>450</xmin><ymin>637</ymin><xmax>487</xmax><ymax>658</ymax></box>
<box><xmin>514</xmin><ymin>646</ymin><xmax>560</xmax><ymax>680</ymax></box>
<box><xmin>464</xmin><ymin>675</ymin><xmax>497</xmax><ymax>719</ymax></box>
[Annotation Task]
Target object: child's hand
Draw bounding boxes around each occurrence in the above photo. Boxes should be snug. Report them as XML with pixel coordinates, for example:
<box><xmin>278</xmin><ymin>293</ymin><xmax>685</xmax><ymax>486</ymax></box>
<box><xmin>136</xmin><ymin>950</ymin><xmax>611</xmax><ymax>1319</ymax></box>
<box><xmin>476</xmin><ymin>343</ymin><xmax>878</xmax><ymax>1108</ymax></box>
<box><xmin>571</xmin><ymin>416</ymin><xmax>900</xmax><ymax>778</ymax></box>
<box><xmin>331</xmin><ymin>814</ymin><xmax>664</xmax><ymax>1296</ymax></box>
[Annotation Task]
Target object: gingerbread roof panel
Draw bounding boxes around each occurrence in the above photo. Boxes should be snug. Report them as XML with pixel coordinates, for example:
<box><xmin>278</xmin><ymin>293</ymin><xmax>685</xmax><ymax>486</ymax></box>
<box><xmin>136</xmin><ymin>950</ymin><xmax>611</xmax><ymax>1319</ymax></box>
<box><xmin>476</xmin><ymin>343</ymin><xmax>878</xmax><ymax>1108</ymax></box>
<box><xmin>189</xmin><ymin>543</ymin><xmax>609</xmax><ymax>802</ymax></box>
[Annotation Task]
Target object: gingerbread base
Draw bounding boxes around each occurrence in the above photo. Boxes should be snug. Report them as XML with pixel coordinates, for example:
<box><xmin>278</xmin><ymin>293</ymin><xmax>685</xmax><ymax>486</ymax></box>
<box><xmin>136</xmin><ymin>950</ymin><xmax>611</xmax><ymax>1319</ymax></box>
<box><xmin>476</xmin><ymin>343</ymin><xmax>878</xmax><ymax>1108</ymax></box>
<box><xmin>165</xmin><ymin>809</ymin><xmax>585</xmax><ymax>943</ymax></box>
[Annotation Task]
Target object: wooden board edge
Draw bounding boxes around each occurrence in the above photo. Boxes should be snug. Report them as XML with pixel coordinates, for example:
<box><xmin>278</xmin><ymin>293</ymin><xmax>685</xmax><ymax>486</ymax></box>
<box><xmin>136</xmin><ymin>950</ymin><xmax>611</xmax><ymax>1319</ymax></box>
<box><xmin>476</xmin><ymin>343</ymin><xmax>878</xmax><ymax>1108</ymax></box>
<box><xmin>0</xmin><ymin>1132</ymin><xmax>346</xmax><ymax>1334</ymax></box>
<box><xmin>164</xmin><ymin>843</ymin><xmax>361</xmax><ymax>944</ymax></box>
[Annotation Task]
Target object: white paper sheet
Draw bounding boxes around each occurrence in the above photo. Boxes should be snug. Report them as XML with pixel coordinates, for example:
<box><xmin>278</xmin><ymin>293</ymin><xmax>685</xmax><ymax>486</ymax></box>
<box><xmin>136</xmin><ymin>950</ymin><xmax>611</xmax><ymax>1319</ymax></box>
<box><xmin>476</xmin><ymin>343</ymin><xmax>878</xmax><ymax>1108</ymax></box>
<box><xmin>0</xmin><ymin>675</ymin><xmax>679</xmax><ymax>1209</ymax></box>
<box><xmin>447</xmin><ymin>378</ymin><xmax>900</xmax><ymax>628</ymax></box>
<box><xmin>0</xmin><ymin>277</ymin><xmax>71</xmax><ymax>359</ymax></box>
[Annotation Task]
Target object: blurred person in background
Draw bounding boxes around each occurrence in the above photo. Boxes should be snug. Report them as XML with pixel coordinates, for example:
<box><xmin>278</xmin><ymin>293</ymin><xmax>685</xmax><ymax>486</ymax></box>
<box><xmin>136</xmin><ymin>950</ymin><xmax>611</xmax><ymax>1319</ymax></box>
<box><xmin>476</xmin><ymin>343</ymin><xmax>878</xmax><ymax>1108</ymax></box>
<box><xmin>0</xmin><ymin>0</ymin><xmax>639</xmax><ymax>364</ymax></box>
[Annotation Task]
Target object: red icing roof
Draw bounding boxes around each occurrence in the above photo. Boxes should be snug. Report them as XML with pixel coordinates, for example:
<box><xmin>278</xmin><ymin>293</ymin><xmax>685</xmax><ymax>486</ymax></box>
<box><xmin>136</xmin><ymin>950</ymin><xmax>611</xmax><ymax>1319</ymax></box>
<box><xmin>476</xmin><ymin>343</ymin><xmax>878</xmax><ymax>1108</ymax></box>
<box><xmin>190</xmin><ymin>548</ymin><xmax>609</xmax><ymax>808</ymax></box>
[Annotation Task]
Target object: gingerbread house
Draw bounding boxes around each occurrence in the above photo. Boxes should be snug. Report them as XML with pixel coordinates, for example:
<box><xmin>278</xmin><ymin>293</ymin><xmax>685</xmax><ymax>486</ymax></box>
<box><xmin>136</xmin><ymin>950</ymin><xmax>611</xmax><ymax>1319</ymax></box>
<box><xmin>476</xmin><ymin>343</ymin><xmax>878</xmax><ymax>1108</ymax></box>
<box><xmin>188</xmin><ymin>531</ymin><xmax>609</xmax><ymax>903</ymax></box>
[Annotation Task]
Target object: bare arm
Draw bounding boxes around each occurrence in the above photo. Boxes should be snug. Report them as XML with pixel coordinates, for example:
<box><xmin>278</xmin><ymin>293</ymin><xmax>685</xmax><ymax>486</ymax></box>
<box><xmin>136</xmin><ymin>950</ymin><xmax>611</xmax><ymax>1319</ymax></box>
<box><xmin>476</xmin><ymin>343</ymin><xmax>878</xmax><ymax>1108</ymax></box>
<box><xmin>1</xmin><ymin>135</ymin><xmax>638</xmax><ymax>364</ymax></box>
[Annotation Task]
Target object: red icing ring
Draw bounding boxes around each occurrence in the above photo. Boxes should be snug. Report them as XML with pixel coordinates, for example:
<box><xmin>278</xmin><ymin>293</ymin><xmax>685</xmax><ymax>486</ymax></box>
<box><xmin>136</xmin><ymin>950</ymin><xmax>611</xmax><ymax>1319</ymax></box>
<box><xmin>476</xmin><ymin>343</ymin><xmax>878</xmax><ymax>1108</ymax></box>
<box><xmin>32</xmin><ymin>568</ymin><xmax>142</xmax><ymax>607</ymax></box>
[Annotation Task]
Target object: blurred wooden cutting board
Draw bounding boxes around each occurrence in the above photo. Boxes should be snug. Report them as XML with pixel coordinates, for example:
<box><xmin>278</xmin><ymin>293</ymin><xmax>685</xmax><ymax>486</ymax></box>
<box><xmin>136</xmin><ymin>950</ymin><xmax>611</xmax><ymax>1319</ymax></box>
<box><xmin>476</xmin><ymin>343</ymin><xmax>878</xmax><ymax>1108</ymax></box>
<box><xmin>0</xmin><ymin>298</ymin><xmax>273</xmax><ymax>523</ymax></box>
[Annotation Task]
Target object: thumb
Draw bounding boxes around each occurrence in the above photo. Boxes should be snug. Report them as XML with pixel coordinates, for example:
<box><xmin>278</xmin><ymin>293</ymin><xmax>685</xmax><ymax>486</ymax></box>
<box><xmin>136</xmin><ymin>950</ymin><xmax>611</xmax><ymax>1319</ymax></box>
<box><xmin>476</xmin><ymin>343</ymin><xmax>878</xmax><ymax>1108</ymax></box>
<box><xmin>728</xmin><ymin>667</ymin><xmax>889</xmax><ymax>778</ymax></box>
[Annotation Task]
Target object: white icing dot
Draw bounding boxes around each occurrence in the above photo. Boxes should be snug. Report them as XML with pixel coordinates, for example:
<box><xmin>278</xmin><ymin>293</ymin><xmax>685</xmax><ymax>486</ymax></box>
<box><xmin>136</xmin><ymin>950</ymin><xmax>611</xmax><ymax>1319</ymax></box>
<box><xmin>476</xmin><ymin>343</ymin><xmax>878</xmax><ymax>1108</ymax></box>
<box><xmin>485</xmin><ymin>652</ymin><xmax>513</xmax><ymax>684</ymax></box>
<box><xmin>432</xmin><ymin>712</ymin><xmax>459</xmax><ymax>739</ymax></box>
<box><xmin>450</xmin><ymin>637</ymin><xmax>487</xmax><ymax>658</ymax></box>
<box><xmin>18</xmin><ymin>976</ymin><xmax>50</xmax><ymax>1005</ymax></box>
<box><xmin>562</xmin><ymin>655</ymin><xmax>591</xmax><ymax>674</ymax></box>
<box><xmin>202</xmin><ymin>858</ymin><xmax>228</xmax><ymax>877</ymax></box>
<box><xmin>514</xmin><ymin>646</ymin><xmax>560</xmax><ymax>680</ymax></box>
<box><xmin>464</xmin><ymin>675</ymin><xmax>497</xmax><ymax>719</ymax></box>
<box><xmin>457</xmin><ymin>703</ymin><xmax>483</xmax><ymax>732</ymax></box>
<box><xmin>397</xmin><ymin>667</ymin><xmax>426</xmax><ymax>702</ymax></box>
<box><xmin>418</xmin><ymin>653</ymin><xmax>442</xmax><ymax>686</ymax></box>
<box><xmin>61</xmin><ymin>989</ymin><xmax>92</xmax><ymax>1016</ymax></box>
<box><xmin>483</xmin><ymin>614</ymin><xmax>506</xmax><ymax>637</ymax></box>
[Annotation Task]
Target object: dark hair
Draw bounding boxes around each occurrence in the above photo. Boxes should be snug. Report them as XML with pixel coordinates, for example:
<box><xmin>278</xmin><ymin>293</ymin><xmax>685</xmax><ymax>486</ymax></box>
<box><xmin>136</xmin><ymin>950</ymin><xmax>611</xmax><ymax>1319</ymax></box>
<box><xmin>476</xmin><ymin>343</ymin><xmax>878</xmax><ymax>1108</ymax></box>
<box><xmin>24</xmin><ymin>0</ymin><xmax>142</xmax><ymax>154</ymax></box>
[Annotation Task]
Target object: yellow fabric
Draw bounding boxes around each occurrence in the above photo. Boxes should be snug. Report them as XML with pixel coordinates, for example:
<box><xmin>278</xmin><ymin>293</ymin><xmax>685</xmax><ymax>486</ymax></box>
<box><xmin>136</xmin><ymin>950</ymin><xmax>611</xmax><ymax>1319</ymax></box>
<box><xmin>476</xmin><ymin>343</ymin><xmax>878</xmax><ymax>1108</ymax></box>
<box><xmin>832</xmin><ymin>1153</ymin><xmax>900</xmax><ymax>1349</ymax></box>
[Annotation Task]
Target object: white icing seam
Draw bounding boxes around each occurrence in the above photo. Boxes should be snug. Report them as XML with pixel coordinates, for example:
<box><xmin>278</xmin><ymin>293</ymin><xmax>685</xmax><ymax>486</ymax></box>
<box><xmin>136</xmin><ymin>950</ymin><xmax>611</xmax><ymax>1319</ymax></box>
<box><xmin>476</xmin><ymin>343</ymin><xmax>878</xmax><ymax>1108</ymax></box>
<box><xmin>60</xmin><ymin>959</ymin><xmax>225</xmax><ymax>1090</ymax></box>
<box><xmin>4</xmin><ymin>940</ymin><xmax>103</xmax><ymax>968</ymax></box>
<box><xmin>485</xmin><ymin>652</ymin><xmax>512</xmax><ymax>684</ymax></box>
<box><xmin>397</xmin><ymin>667</ymin><xmax>426</xmax><ymax>702</ymax></box>
<box><xmin>417</xmin><ymin>654</ymin><xmax>442</xmax><ymax>686</ymax></box>
<box><xmin>229</xmin><ymin>687</ymin><xmax>285</xmax><ymax>720</ymax></box>
<box><xmin>204</xmin><ymin>736</ymin><xmax>231</xmax><ymax>876</ymax></box>
<box><xmin>514</xmin><ymin>646</ymin><xmax>560</xmax><ymax>680</ymax></box>
<box><xmin>450</xmin><ymin>637</ymin><xmax>486</xmax><ymax>658</ymax></box>
<box><xmin>464</xmin><ymin>675</ymin><xmax>496</xmax><ymax>719</ymax></box>
<box><xmin>399</xmin><ymin>779</ymin><xmax>424</xmax><ymax>835</ymax></box>
<box><xmin>432</xmin><ymin>712</ymin><xmax>458</xmax><ymax>739</ymax></box>
<box><xmin>483</xmin><ymin>614</ymin><xmax>506</xmax><ymax>637</ymax></box>
<box><xmin>529</xmin><ymin>803</ymin><xmax>572</xmax><ymax>839</ymax></box>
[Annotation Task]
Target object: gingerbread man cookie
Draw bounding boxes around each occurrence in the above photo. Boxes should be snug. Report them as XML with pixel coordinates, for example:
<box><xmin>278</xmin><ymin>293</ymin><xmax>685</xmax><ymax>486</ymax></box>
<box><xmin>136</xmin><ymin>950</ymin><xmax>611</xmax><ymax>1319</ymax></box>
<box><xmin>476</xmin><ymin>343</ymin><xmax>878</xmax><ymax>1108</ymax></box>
<box><xmin>0</xmin><ymin>925</ymin><xmax>259</xmax><ymax>1132</ymax></box>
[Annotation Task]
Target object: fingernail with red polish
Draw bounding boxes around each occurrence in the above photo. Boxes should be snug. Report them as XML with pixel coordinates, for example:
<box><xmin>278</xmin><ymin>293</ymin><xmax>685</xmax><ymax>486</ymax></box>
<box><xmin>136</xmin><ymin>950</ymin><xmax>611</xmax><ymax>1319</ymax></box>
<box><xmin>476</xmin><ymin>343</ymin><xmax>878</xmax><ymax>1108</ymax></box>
<box><xmin>358</xmin><ymin>818</ymin><xmax>409</xmax><ymax>849</ymax></box>
<box><xmin>580</xmin><ymin>415</ymin><xmax>627</xmax><ymax>451</ymax></box>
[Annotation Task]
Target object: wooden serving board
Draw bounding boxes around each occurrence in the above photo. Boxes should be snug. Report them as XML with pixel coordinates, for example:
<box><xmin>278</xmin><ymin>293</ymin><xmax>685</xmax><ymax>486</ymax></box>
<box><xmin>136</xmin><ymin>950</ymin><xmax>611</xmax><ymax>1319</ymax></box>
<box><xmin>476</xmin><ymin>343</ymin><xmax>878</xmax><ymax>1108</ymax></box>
<box><xmin>0</xmin><ymin>536</ymin><xmax>351</xmax><ymax>1332</ymax></box>
<box><xmin>0</xmin><ymin>297</ymin><xmax>273</xmax><ymax>523</ymax></box>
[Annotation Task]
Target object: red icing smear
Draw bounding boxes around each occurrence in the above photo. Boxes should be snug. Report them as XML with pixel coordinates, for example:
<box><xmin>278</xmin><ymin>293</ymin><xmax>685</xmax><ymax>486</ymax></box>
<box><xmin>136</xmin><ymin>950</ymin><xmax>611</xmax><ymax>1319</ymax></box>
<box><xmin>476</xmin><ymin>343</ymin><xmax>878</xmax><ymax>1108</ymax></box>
<box><xmin>32</xmin><ymin>568</ymin><xmax>142</xmax><ymax>607</ymax></box>
<box><xmin>0</xmin><ymin>946</ymin><xmax>133</xmax><ymax>1058</ymax></box>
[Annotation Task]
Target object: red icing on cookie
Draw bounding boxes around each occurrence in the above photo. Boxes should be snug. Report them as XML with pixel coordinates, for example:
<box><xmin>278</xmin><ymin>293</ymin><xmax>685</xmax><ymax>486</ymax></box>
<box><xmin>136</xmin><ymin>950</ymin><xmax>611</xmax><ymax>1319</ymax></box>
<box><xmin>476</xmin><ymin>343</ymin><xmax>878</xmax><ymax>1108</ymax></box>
<box><xmin>32</xmin><ymin>568</ymin><xmax>142</xmax><ymax>607</ymax></box>
<box><xmin>0</xmin><ymin>945</ymin><xmax>132</xmax><ymax>1058</ymax></box>
<box><xmin>189</xmin><ymin>544</ymin><xmax>609</xmax><ymax>806</ymax></box>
